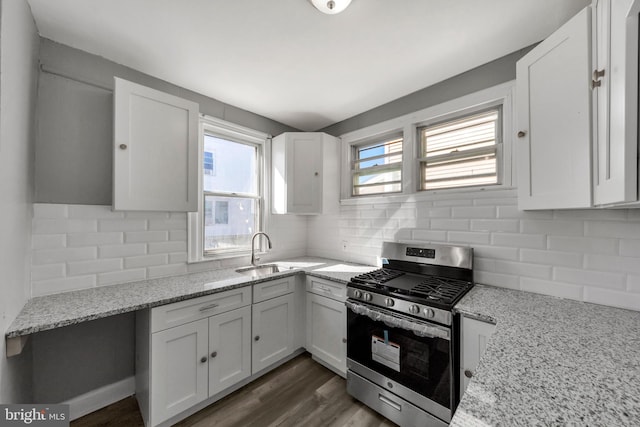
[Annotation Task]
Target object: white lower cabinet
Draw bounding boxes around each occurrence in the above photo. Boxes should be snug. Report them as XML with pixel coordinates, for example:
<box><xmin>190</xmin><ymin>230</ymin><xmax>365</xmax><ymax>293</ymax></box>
<box><xmin>306</xmin><ymin>292</ymin><xmax>347</xmax><ymax>376</ymax></box>
<box><xmin>251</xmin><ymin>292</ymin><xmax>295</xmax><ymax>373</ymax></box>
<box><xmin>459</xmin><ymin>316</ymin><xmax>496</xmax><ymax>399</ymax></box>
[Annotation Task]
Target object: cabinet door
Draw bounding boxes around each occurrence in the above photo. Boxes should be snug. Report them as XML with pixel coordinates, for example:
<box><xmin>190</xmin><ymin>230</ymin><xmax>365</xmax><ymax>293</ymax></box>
<box><xmin>593</xmin><ymin>0</ymin><xmax>640</xmax><ymax>206</ymax></box>
<box><xmin>208</xmin><ymin>306</ymin><xmax>252</xmax><ymax>397</ymax></box>
<box><xmin>306</xmin><ymin>293</ymin><xmax>347</xmax><ymax>376</ymax></box>
<box><xmin>459</xmin><ymin>317</ymin><xmax>496</xmax><ymax>399</ymax></box>
<box><xmin>516</xmin><ymin>7</ymin><xmax>592</xmax><ymax>210</ymax></box>
<box><xmin>251</xmin><ymin>293</ymin><xmax>295</xmax><ymax>373</ymax></box>
<box><xmin>151</xmin><ymin>319</ymin><xmax>208</xmax><ymax>424</ymax></box>
<box><xmin>286</xmin><ymin>133</ymin><xmax>323</xmax><ymax>214</ymax></box>
<box><xmin>113</xmin><ymin>77</ymin><xmax>198</xmax><ymax>212</ymax></box>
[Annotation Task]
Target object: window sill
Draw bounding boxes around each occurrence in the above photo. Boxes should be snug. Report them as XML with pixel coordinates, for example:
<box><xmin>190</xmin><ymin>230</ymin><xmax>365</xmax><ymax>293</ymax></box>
<box><xmin>340</xmin><ymin>185</ymin><xmax>517</xmax><ymax>206</ymax></box>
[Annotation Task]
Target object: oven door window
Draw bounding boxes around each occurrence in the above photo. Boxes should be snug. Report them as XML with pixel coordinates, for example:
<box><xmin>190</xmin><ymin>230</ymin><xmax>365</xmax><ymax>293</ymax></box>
<box><xmin>347</xmin><ymin>308</ymin><xmax>451</xmax><ymax>409</ymax></box>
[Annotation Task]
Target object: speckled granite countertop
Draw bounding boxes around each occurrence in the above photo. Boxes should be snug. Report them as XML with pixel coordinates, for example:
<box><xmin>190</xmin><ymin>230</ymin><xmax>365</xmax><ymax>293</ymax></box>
<box><xmin>6</xmin><ymin>257</ymin><xmax>376</xmax><ymax>339</ymax></box>
<box><xmin>452</xmin><ymin>284</ymin><xmax>640</xmax><ymax>426</ymax></box>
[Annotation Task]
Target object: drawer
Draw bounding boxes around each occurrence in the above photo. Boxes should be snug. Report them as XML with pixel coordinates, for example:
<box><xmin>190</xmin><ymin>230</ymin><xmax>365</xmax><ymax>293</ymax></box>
<box><xmin>306</xmin><ymin>276</ymin><xmax>346</xmax><ymax>302</ymax></box>
<box><xmin>252</xmin><ymin>276</ymin><xmax>295</xmax><ymax>303</ymax></box>
<box><xmin>151</xmin><ymin>286</ymin><xmax>251</xmax><ymax>333</ymax></box>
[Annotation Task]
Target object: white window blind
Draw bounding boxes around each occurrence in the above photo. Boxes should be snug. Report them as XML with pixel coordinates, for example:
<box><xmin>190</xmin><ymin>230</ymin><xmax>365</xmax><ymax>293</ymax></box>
<box><xmin>352</xmin><ymin>137</ymin><xmax>402</xmax><ymax>196</ymax></box>
<box><xmin>419</xmin><ymin>108</ymin><xmax>501</xmax><ymax>190</ymax></box>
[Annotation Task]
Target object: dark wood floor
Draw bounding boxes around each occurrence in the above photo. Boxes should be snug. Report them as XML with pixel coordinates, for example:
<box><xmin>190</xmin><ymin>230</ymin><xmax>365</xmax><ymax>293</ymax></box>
<box><xmin>71</xmin><ymin>353</ymin><xmax>396</xmax><ymax>427</ymax></box>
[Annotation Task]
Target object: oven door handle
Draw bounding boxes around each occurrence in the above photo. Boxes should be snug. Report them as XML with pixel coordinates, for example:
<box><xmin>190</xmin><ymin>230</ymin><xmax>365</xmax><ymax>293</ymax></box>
<box><xmin>345</xmin><ymin>301</ymin><xmax>450</xmax><ymax>341</ymax></box>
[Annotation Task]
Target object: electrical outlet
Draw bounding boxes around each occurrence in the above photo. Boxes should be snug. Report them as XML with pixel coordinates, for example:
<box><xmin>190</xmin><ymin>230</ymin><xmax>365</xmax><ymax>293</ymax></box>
<box><xmin>341</xmin><ymin>240</ymin><xmax>348</xmax><ymax>251</ymax></box>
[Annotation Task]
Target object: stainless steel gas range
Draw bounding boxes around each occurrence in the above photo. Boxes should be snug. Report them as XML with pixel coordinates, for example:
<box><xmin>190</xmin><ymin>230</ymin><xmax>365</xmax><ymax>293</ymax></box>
<box><xmin>346</xmin><ymin>242</ymin><xmax>474</xmax><ymax>427</ymax></box>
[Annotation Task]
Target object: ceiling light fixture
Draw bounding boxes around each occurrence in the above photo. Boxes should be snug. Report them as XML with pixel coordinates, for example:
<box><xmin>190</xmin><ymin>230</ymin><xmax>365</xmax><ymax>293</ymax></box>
<box><xmin>310</xmin><ymin>0</ymin><xmax>352</xmax><ymax>15</ymax></box>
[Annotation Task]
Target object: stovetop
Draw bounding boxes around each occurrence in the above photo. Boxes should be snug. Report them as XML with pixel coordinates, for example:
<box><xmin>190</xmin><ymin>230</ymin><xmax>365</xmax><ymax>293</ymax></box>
<box><xmin>349</xmin><ymin>267</ymin><xmax>473</xmax><ymax>311</ymax></box>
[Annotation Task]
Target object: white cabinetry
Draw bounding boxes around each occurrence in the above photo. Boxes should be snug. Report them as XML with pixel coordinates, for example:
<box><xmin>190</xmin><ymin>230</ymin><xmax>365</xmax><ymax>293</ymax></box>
<box><xmin>459</xmin><ymin>316</ymin><xmax>496</xmax><ymax>399</ymax></box>
<box><xmin>272</xmin><ymin>132</ymin><xmax>339</xmax><ymax>215</ymax></box>
<box><xmin>516</xmin><ymin>1</ymin><xmax>640</xmax><ymax>210</ymax></box>
<box><xmin>136</xmin><ymin>287</ymin><xmax>252</xmax><ymax>426</ymax></box>
<box><xmin>305</xmin><ymin>277</ymin><xmax>347</xmax><ymax>376</ymax></box>
<box><xmin>113</xmin><ymin>77</ymin><xmax>199</xmax><ymax>212</ymax></box>
<box><xmin>251</xmin><ymin>279</ymin><xmax>296</xmax><ymax>373</ymax></box>
<box><xmin>516</xmin><ymin>7</ymin><xmax>593</xmax><ymax>210</ymax></box>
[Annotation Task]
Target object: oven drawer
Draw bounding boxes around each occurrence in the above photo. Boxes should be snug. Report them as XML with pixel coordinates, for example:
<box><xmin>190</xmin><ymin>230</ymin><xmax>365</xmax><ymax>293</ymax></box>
<box><xmin>306</xmin><ymin>276</ymin><xmax>346</xmax><ymax>301</ymax></box>
<box><xmin>347</xmin><ymin>371</ymin><xmax>448</xmax><ymax>427</ymax></box>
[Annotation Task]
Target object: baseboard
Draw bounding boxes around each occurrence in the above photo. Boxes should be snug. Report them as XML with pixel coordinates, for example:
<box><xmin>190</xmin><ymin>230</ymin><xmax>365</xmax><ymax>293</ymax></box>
<box><xmin>64</xmin><ymin>376</ymin><xmax>135</xmax><ymax>421</ymax></box>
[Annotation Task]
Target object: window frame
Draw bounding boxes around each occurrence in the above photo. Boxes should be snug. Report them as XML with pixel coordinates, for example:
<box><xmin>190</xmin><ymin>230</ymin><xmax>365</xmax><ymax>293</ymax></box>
<box><xmin>416</xmin><ymin>103</ymin><xmax>504</xmax><ymax>192</ymax></box>
<box><xmin>350</xmin><ymin>133</ymin><xmax>404</xmax><ymax>197</ymax></box>
<box><xmin>188</xmin><ymin>116</ymin><xmax>269</xmax><ymax>263</ymax></box>
<box><xmin>340</xmin><ymin>82</ymin><xmax>514</xmax><ymax>202</ymax></box>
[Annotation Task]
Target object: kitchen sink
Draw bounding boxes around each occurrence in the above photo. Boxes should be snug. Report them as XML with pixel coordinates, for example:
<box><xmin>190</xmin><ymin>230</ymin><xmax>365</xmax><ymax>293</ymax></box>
<box><xmin>235</xmin><ymin>264</ymin><xmax>288</xmax><ymax>278</ymax></box>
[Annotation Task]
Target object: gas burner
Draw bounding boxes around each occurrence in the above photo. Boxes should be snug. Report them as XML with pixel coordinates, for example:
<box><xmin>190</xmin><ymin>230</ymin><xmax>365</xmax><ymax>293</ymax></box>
<box><xmin>351</xmin><ymin>268</ymin><xmax>405</xmax><ymax>286</ymax></box>
<box><xmin>409</xmin><ymin>276</ymin><xmax>472</xmax><ymax>304</ymax></box>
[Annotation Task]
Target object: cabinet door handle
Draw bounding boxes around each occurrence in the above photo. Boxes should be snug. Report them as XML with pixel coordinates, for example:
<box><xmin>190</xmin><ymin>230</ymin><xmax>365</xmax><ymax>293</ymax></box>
<box><xmin>314</xmin><ymin>172</ymin><xmax>319</xmax><ymax>176</ymax></box>
<box><xmin>464</xmin><ymin>369</ymin><xmax>473</xmax><ymax>378</ymax></box>
<box><xmin>593</xmin><ymin>69</ymin><xmax>605</xmax><ymax>79</ymax></box>
<box><xmin>199</xmin><ymin>303</ymin><xmax>219</xmax><ymax>312</ymax></box>
<box><xmin>211</xmin><ymin>351</ymin><xmax>217</xmax><ymax>358</ymax></box>
<box><xmin>254</xmin><ymin>335</ymin><xmax>260</xmax><ymax>341</ymax></box>
<box><xmin>119</xmin><ymin>144</ymin><xmax>127</xmax><ymax>150</ymax></box>
<box><xmin>342</xmin><ymin>338</ymin><xmax>347</xmax><ymax>343</ymax></box>
<box><xmin>517</xmin><ymin>131</ymin><xmax>526</xmax><ymax>138</ymax></box>
<box><xmin>200</xmin><ymin>356</ymin><xmax>207</xmax><ymax>364</ymax></box>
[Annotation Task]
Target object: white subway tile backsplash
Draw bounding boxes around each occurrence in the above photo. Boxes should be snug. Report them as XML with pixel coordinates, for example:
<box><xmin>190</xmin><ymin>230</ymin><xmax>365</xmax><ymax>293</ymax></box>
<box><xmin>585</xmin><ymin>254</ymin><xmax>640</xmax><ymax>275</ymax></box>
<box><xmin>34</xmin><ymin>204</ymin><xmax>68</xmax><ymax>218</ymax></box>
<box><xmin>33</xmin><ymin>247</ymin><xmax>97</xmax><ymax>265</ymax></box>
<box><xmin>548</xmin><ymin>236</ymin><xmax>618</xmax><ymax>255</ymax></box>
<box><xmin>553</xmin><ymin>267</ymin><xmax>625</xmax><ymax>290</ymax></box>
<box><xmin>520</xmin><ymin>249</ymin><xmax>583</xmax><ymax>268</ymax></box>
<box><xmin>99</xmin><ymin>243</ymin><xmax>147</xmax><ymax>259</ymax></box>
<box><xmin>473</xmin><ymin>245</ymin><xmax>519</xmax><ymax>261</ymax></box>
<box><xmin>98</xmin><ymin>269</ymin><xmax>147</xmax><ymax>286</ymax></box>
<box><xmin>124</xmin><ymin>254</ymin><xmax>168</xmax><ymax>269</ymax></box>
<box><xmin>148</xmin><ymin>219</ymin><xmax>187</xmax><ymax>231</ymax></box>
<box><xmin>553</xmin><ymin>209</ymin><xmax>627</xmax><ymax>221</ymax></box>
<box><xmin>33</xmin><ymin>219</ymin><xmax>97</xmax><ymax>234</ymax></box>
<box><xmin>411</xmin><ymin>229</ymin><xmax>447</xmax><ymax>243</ymax></box>
<box><xmin>124</xmin><ymin>211</ymin><xmax>170</xmax><ymax>220</ymax></box>
<box><xmin>67</xmin><ymin>259</ymin><xmax>122</xmax><ymax>276</ymax></box>
<box><xmin>585</xmin><ymin>220</ymin><xmax>640</xmax><ymax>239</ymax></box>
<box><xmin>148</xmin><ymin>241</ymin><xmax>187</xmax><ymax>254</ymax></box>
<box><xmin>169</xmin><ymin>252</ymin><xmax>188</xmax><ymax>264</ymax></box>
<box><xmin>67</xmin><ymin>232</ymin><xmax>123</xmax><ymax>247</ymax></box>
<box><xmin>475</xmin><ymin>271</ymin><xmax>520</xmax><ymax>289</ymax></box>
<box><xmin>448</xmin><ymin>231</ymin><xmax>490</xmax><ymax>245</ymax></box>
<box><xmin>32</xmin><ymin>234</ymin><xmax>66</xmax><ymax>250</ymax></box>
<box><xmin>169</xmin><ymin>230</ymin><xmax>187</xmax><ymax>241</ymax></box>
<box><xmin>147</xmin><ymin>263</ymin><xmax>188</xmax><ymax>278</ymax></box>
<box><xmin>620</xmin><ymin>239</ymin><xmax>640</xmax><ymax>257</ymax></box>
<box><xmin>451</xmin><ymin>206</ymin><xmax>496</xmax><ymax>219</ymax></box>
<box><xmin>32</xmin><ymin>275</ymin><xmax>96</xmax><ymax>296</ymax></box>
<box><xmin>584</xmin><ymin>287</ymin><xmax>640</xmax><ymax>311</ymax></box>
<box><xmin>491</xmin><ymin>233</ymin><xmax>546</xmax><ymax>249</ymax></box>
<box><xmin>99</xmin><ymin>219</ymin><xmax>147</xmax><ymax>232</ymax></box>
<box><xmin>416</xmin><ymin>207</ymin><xmax>452</xmax><ymax>218</ymax></box>
<box><xmin>627</xmin><ymin>275</ymin><xmax>640</xmax><ymax>292</ymax></box>
<box><xmin>431</xmin><ymin>219</ymin><xmax>469</xmax><ymax>231</ymax></box>
<box><xmin>496</xmin><ymin>205</ymin><xmax>553</xmax><ymax>219</ymax></box>
<box><xmin>31</xmin><ymin>264</ymin><xmax>65</xmax><ymax>281</ymax></box>
<box><xmin>125</xmin><ymin>231</ymin><xmax>168</xmax><ymax>243</ymax></box>
<box><xmin>520</xmin><ymin>220</ymin><xmax>584</xmax><ymax>237</ymax></box>
<box><xmin>520</xmin><ymin>277</ymin><xmax>584</xmax><ymax>301</ymax></box>
<box><xmin>494</xmin><ymin>260</ymin><xmax>552</xmax><ymax>279</ymax></box>
<box><xmin>67</xmin><ymin>205</ymin><xmax>124</xmax><ymax>219</ymax></box>
<box><xmin>470</xmin><ymin>219</ymin><xmax>519</xmax><ymax>233</ymax></box>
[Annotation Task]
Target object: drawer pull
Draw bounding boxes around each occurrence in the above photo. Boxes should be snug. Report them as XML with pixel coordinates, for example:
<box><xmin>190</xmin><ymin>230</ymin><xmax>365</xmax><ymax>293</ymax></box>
<box><xmin>211</xmin><ymin>351</ymin><xmax>217</xmax><ymax>358</ymax></box>
<box><xmin>199</xmin><ymin>303</ymin><xmax>219</xmax><ymax>312</ymax></box>
<box><xmin>378</xmin><ymin>394</ymin><xmax>402</xmax><ymax>412</ymax></box>
<box><xmin>464</xmin><ymin>369</ymin><xmax>473</xmax><ymax>378</ymax></box>
<box><xmin>200</xmin><ymin>356</ymin><xmax>207</xmax><ymax>363</ymax></box>
<box><xmin>254</xmin><ymin>335</ymin><xmax>260</xmax><ymax>341</ymax></box>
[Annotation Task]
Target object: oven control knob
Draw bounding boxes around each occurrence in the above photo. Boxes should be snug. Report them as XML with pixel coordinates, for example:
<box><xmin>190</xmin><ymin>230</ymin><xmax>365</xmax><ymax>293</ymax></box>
<box><xmin>409</xmin><ymin>305</ymin><xmax>420</xmax><ymax>314</ymax></box>
<box><xmin>353</xmin><ymin>290</ymin><xmax>362</xmax><ymax>299</ymax></box>
<box><xmin>385</xmin><ymin>298</ymin><xmax>395</xmax><ymax>307</ymax></box>
<box><xmin>363</xmin><ymin>293</ymin><xmax>372</xmax><ymax>302</ymax></box>
<box><xmin>423</xmin><ymin>308</ymin><xmax>435</xmax><ymax>319</ymax></box>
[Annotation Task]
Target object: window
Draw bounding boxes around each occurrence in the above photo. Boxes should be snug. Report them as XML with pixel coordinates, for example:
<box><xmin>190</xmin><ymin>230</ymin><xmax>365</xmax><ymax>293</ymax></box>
<box><xmin>202</xmin><ymin>133</ymin><xmax>261</xmax><ymax>255</ymax></box>
<box><xmin>418</xmin><ymin>107</ymin><xmax>502</xmax><ymax>191</ymax></box>
<box><xmin>351</xmin><ymin>136</ymin><xmax>403</xmax><ymax>196</ymax></box>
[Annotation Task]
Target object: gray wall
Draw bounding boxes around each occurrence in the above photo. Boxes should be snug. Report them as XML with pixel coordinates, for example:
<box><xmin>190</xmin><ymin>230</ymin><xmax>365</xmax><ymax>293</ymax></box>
<box><xmin>321</xmin><ymin>46</ymin><xmax>534</xmax><ymax>136</ymax></box>
<box><xmin>0</xmin><ymin>0</ymin><xmax>39</xmax><ymax>404</ymax></box>
<box><xmin>35</xmin><ymin>38</ymin><xmax>298</xmax><ymax>205</ymax></box>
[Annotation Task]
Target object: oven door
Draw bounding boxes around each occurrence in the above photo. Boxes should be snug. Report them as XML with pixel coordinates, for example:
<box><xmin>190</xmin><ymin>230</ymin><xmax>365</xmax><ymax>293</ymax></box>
<box><xmin>346</xmin><ymin>300</ymin><xmax>453</xmax><ymax>420</ymax></box>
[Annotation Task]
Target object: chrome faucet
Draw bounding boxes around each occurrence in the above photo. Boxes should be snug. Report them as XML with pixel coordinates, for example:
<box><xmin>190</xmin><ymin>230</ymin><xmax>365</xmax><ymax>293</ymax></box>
<box><xmin>251</xmin><ymin>232</ymin><xmax>272</xmax><ymax>266</ymax></box>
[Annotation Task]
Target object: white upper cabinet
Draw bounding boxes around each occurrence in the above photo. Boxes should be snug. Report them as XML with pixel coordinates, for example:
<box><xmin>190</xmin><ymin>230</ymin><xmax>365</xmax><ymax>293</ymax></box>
<box><xmin>592</xmin><ymin>0</ymin><xmax>640</xmax><ymax>206</ymax></box>
<box><xmin>517</xmin><ymin>1</ymin><xmax>640</xmax><ymax>210</ymax></box>
<box><xmin>516</xmin><ymin>7</ymin><xmax>593</xmax><ymax>210</ymax></box>
<box><xmin>113</xmin><ymin>77</ymin><xmax>199</xmax><ymax>212</ymax></box>
<box><xmin>272</xmin><ymin>132</ymin><xmax>339</xmax><ymax>215</ymax></box>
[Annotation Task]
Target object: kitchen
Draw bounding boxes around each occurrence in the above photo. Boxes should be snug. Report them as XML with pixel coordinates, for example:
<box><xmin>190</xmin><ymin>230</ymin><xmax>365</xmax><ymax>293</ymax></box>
<box><xmin>2</xmin><ymin>0</ymin><xmax>640</xmax><ymax>426</ymax></box>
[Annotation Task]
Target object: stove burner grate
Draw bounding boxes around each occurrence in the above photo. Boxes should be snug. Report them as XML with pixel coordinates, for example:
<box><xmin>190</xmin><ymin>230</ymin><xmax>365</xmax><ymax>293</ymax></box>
<box><xmin>351</xmin><ymin>268</ymin><xmax>405</xmax><ymax>286</ymax></box>
<box><xmin>409</xmin><ymin>276</ymin><xmax>472</xmax><ymax>303</ymax></box>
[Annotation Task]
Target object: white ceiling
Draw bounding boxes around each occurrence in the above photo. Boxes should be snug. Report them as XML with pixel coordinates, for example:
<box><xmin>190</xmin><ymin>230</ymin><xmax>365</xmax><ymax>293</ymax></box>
<box><xmin>26</xmin><ymin>0</ymin><xmax>590</xmax><ymax>131</ymax></box>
